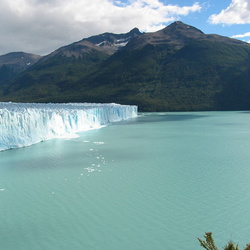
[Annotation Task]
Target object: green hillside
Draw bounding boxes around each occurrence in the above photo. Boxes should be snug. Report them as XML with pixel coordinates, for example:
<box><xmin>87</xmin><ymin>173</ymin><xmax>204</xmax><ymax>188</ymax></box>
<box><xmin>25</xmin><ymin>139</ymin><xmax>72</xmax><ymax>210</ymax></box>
<box><xmin>1</xmin><ymin>51</ymin><xmax>109</xmax><ymax>101</ymax></box>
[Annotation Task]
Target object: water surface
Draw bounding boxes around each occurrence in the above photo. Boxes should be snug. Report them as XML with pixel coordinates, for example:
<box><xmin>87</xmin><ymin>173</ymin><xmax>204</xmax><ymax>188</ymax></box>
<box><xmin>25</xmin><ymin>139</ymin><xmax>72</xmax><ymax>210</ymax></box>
<box><xmin>1</xmin><ymin>112</ymin><xmax>250</xmax><ymax>249</ymax></box>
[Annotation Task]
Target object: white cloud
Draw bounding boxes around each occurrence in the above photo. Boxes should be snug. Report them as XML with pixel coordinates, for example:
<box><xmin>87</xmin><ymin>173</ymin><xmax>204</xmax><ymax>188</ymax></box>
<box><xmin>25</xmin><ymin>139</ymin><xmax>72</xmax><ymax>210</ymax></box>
<box><xmin>232</xmin><ymin>32</ymin><xmax>250</xmax><ymax>38</ymax></box>
<box><xmin>209</xmin><ymin>0</ymin><xmax>250</xmax><ymax>24</ymax></box>
<box><xmin>0</xmin><ymin>0</ymin><xmax>201</xmax><ymax>55</ymax></box>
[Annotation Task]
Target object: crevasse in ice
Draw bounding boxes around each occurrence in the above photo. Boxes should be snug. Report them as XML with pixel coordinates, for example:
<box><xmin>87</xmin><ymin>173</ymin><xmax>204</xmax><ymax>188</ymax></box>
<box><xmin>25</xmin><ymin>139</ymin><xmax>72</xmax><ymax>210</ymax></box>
<box><xmin>0</xmin><ymin>102</ymin><xmax>138</xmax><ymax>151</ymax></box>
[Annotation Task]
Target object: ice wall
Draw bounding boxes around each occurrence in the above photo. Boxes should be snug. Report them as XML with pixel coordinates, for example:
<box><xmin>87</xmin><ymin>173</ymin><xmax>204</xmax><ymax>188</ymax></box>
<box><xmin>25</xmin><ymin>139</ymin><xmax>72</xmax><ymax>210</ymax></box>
<box><xmin>0</xmin><ymin>102</ymin><xmax>137</xmax><ymax>151</ymax></box>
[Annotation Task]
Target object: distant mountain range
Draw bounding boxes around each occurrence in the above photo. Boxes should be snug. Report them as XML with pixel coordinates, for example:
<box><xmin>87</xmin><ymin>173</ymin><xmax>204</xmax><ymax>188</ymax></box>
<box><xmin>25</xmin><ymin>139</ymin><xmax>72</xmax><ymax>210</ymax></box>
<box><xmin>1</xmin><ymin>21</ymin><xmax>250</xmax><ymax>111</ymax></box>
<box><xmin>0</xmin><ymin>52</ymin><xmax>41</xmax><ymax>84</ymax></box>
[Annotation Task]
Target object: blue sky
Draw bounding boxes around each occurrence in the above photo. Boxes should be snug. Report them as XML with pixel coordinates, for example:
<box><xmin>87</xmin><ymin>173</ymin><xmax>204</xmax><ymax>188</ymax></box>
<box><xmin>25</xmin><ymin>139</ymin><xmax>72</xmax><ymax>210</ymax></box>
<box><xmin>171</xmin><ymin>0</ymin><xmax>250</xmax><ymax>40</ymax></box>
<box><xmin>0</xmin><ymin>0</ymin><xmax>249</xmax><ymax>55</ymax></box>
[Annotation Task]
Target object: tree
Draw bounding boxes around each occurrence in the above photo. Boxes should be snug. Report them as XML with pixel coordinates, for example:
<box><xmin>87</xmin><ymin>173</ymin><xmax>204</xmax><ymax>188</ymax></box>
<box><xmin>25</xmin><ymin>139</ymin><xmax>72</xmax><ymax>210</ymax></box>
<box><xmin>198</xmin><ymin>232</ymin><xmax>219</xmax><ymax>250</ymax></box>
<box><xmin>198</xmin><ymin>232</ymin><xmax>250</xmax><ymax>250</ymax></box>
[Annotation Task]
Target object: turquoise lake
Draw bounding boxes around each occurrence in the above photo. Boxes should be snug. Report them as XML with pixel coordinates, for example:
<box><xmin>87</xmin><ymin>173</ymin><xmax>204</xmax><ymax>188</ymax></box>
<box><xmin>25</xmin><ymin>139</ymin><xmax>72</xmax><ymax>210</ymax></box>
<box><xmin>1</xmin><ymin>111</ymin><xmax>250</xmax><ymax>249</ymax></box>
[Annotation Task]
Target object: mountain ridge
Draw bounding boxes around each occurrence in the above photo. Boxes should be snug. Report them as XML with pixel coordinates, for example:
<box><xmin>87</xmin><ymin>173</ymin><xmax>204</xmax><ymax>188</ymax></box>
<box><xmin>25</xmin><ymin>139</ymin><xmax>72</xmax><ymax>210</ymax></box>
<box><xmin>40</xmin><ymin>27</ymin><xmax>142</xmax><ymax>61</ymax></box>
<box><xmin>125</xmin><ymin>21</ymin><xmax>247</xmax><ymax>51</ymax></box>
<box><xmin>1</xmin><ymin>21</ymin><xmax>250</xmax><ymax>111</ymax></box>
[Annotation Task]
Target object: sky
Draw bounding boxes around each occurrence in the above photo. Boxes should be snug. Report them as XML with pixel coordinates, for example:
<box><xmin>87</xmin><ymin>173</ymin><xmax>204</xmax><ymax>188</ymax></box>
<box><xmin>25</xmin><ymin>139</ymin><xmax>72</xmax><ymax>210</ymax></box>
<box><xmin>0</xmin><ymin>0</ymin><xmax>250</xmax><ymax>56</ymax></box>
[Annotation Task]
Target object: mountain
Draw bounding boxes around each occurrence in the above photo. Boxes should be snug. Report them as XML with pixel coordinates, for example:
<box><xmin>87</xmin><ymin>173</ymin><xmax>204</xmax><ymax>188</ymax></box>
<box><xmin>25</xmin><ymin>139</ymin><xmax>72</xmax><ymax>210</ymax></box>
<box><xmin>1</xmin><ymin>21</ymin><xmax>250</xmax><ymax>111</ymax></box>
<box><xmin>0</xmin><ymin>28</ymin><xmax>141</xmax><ymax>101</ymax></box>
<box><xmin>75</xmin><ymin>21</ymin><xmax>250</xmax><ymax>111</ymax></box>
<box><xmin>42</xmin><ymin>27</ymin><xmax>141</xmax><ymax>59</ymax></box>
<box><xmin>125</xmin><ymin>21</ymin><xmax>244</xmax><ymax>51</ymax></box>
<box><xmin>0</xmin><ymin>52</ymin><xmax>41</xmax><ymax>84</ymax></box>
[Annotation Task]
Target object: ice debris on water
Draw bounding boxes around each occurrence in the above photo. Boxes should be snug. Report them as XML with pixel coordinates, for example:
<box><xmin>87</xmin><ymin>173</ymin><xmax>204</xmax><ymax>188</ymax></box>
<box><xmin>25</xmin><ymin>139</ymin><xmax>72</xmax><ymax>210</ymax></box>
<box><xmin>93</xmin><ymin>141</ymin><xmax>105</xmax><ymax>145</ymax></box>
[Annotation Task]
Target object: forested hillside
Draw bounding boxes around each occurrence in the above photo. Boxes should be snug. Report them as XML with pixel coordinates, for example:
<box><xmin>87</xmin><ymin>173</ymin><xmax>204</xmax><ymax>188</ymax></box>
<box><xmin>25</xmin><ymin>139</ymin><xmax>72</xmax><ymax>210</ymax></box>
<box><xmin>1</xmin><ymin>22</ymin><xmax>250</xmax><ymax>111</ymax></box>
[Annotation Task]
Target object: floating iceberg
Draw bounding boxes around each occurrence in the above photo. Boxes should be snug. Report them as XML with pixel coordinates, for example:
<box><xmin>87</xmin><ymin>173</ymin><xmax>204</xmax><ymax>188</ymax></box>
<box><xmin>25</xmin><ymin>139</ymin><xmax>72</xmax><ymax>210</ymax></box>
<box><xmin>0</xmin><ymin>102</ymin><xmax>137</xmax><ymax>151</ymax></box>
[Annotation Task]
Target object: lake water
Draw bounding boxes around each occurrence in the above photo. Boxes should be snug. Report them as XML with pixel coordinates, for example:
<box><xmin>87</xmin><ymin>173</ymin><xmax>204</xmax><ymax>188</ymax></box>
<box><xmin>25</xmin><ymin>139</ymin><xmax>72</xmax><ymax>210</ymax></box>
<box><xmin>1</xmin><ymin>111</ymin><xmax>250</xmax><ymax>249</ymax></box>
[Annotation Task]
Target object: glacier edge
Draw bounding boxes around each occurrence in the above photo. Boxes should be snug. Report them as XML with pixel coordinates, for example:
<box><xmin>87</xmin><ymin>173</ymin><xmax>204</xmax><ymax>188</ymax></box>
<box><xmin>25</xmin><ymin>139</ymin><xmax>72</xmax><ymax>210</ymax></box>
<box><xmin>0</xmin><ymin>102</ymin><xmax>138</xmax><ymax>151</ymax></box>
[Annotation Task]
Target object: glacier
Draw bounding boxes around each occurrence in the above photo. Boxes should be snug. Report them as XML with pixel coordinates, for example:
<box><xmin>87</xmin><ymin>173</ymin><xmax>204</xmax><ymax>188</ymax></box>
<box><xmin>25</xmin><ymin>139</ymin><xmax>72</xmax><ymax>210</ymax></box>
<box><xmin>0</xmin><ymin>102</ymin><xmax>137</xmax><ymax>151</ymax></box>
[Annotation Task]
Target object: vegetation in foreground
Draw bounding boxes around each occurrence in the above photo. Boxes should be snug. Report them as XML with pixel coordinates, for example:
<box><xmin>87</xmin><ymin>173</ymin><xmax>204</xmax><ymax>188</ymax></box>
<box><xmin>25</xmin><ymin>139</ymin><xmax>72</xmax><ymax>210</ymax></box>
<box><xmin>198</xmin><ymin>232</ymin><xmax>250</xmax><ymax>250</ymax></box>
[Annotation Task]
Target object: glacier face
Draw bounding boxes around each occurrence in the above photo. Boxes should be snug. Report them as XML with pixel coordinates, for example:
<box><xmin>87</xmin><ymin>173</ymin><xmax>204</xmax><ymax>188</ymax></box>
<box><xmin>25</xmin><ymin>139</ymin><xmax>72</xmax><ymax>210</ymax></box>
<box><xmin>0</xmin><ymin>102</ymin><xmax>137</xmax><ymax>151</ymax></box>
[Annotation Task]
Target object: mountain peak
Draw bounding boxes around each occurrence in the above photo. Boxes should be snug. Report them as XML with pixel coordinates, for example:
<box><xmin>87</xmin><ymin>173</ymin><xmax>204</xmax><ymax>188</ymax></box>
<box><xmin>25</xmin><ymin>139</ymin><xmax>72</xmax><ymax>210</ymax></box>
<box><xmin>0</xmin><ymin>51</ymin><xmax>41</xmax><ymax>67</ymax></box>
<box><xmin>162</xmin><ymin>21</ymin><xmax>204</xmax><ymax>36</ymax></box>
<box><xmin>85</xmin><ymin>28</ymin><xmax>141</xmax><ymax>46</ymax></box>
<box><xmin>124</xmin><ymin>21</ymin><xmax>205</xmax><ymax>51</ymax></box>
<box><xmin>0</xmin><ymin>51</ymin><xmax>42</xmax><ymax>84</ymax></box>
<box><xmin>128</xmin><ymin>27</ymin><xmax>141</xmax><ymax>36</ymax></box>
